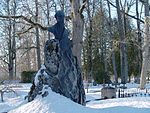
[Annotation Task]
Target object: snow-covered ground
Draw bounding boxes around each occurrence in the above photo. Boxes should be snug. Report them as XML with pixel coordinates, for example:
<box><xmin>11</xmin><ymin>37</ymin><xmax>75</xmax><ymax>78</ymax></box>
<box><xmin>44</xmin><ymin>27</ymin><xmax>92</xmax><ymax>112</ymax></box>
<box><xmin>0</xmin><ymin>83</ymin><xmax>150</xmax><ymax>113</ymax></box>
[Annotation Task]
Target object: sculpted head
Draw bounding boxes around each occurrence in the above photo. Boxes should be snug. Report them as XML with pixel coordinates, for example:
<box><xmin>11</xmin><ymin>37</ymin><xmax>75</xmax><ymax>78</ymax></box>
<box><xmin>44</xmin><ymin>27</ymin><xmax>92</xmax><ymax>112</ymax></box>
<box><xmin>55</xmin><ymin>11</ymin><xmax>65</xmax><ymax>24</ymax></box>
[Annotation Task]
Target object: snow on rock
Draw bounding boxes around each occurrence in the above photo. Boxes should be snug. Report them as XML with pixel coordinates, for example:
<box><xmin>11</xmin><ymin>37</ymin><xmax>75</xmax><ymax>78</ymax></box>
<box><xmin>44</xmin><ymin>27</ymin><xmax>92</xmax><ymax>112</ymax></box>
<box><xmin>34</xmin><ymin>64</ymin><xmax>47</xmax><ymax>86</ymax></box>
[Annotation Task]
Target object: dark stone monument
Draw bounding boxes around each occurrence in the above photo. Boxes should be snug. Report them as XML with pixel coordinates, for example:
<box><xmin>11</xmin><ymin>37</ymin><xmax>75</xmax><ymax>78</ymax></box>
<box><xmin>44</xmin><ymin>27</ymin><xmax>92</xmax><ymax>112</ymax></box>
<box><xmin>26</xmin><ymin>11</ymin><xmax>85</xmax><ymax>105</ymax></box>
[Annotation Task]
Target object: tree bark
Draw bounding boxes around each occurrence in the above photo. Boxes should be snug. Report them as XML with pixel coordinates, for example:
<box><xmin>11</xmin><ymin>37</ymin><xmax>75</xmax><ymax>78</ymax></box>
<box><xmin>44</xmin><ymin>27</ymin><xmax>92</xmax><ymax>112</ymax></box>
<box><xmin>69</xmin><ymin>0</ymin><xmax>86</xmax><ymax>66</ymax></box>
<box><xmin>7</xmin><ymin>0</ymin><xmax>14</xmax><ymax>80</ymax></box>
<box><xmin>107</xmin><ymin>0</ymin><xmax>118</xmax><ymax>84</ymax></box>
<box><xmin>116</xmin><ymin>0</ymin><xmax>127</xmax><ymax>84</ymax></box>
<box><xmin>26</xmin><ymin>38</ymin><xmax>31</xmax><ymax>71</ymax></box>
<box><xmin>140</xmin><ymin>0</ymin><xmax>149</xmax><ymax>89</ymax></box>
<box><xmin>86</xmin><ymin>0</ymin><xmax>93</xmax><ymax>83</ymax></box>
<box><xmin>122</xmin><ymin>4</ymin><xmax>128</xmax><ymax>83</ymax></box>
<box><xmin>35</xmin><ymin>0</ymin><xmax>41</xmax><ymax>69</ymax></box>
<box><xmin>136</xmin><ymin>0</ymin><xmax>142</xmax><ymax>76</ymax></box>
<box><xmin>12</xmin><ymin>0</ymin><xmax>17</xmax><ymax>78</ymax></box>
<box><xmin>46</xmin><ymin>0</ymin><xmax>50</xmax><ymax>39</ymax></box>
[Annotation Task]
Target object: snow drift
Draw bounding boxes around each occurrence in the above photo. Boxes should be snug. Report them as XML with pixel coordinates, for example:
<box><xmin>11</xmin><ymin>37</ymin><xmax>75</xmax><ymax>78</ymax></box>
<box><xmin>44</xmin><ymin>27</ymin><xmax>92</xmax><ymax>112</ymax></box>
<box><xmin>9</xmin><ymin>86</ymin><xmax>150</xmax><ymax>113</ymax></box>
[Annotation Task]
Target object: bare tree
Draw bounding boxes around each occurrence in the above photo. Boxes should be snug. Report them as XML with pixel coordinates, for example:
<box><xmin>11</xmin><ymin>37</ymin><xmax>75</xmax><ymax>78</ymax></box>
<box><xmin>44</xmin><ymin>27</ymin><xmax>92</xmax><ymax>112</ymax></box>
<box><xmin>12</xmin><ymin>0</ymin><xmax>17</xmax><ymax>78</ymax></box>
<box><xmin>5</xmin><ymin>0</ymin><xmax>18</xmax><ymax>80</ymax></box>
<box><xmin>35</xmin><ymin>0</ymin><xmax>41</xmax><ymax>69</ymax></box>
<box><xmin>136</xmin><ymin>0</ymin><xmax>142</xmax><ymax>79</ymax></box>
<box><xmin>116</xmin><ymin>0</ymin><xmax>127</xmax><ymax>84</ymax></box>
<box><xmin>84</xmin><ymin>0</ymin><xmax>97</xmax><ymax>92</ymax></box>
<box><xmin>45</xmin><ymin>0</ymin><xmax>51</xmax><ymax>39</ymax></box>
<box><xmin>69</xmin><ymin>0</ymin><xmax>86</xmax><ymax>66</ymax></box>
<box><xmin>140</xmin><ymin>0</ymin><xmax>150</xmax><ymax>89</ymax></box>
<box><xmin>120</xmin><ymin>0</ymin><xmax>135</xmax><ymax>83</ymax></box>
<box><xmin>107</xmin><ymin>0</ymin><xmax>118</xmax><ymax>85</ymax></box>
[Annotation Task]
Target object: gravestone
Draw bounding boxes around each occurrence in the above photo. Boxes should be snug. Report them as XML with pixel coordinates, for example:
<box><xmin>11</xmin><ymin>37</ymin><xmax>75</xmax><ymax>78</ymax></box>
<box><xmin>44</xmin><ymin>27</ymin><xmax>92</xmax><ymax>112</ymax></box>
<box><xmin>101</xmin><ymin>86</ymin><xmax>116</xmax><ymax>99</ymax></box>
<box><xmin>26</xmin><ymin>39</ymin><xmax>85</xmax><ymax>105</ymax></box>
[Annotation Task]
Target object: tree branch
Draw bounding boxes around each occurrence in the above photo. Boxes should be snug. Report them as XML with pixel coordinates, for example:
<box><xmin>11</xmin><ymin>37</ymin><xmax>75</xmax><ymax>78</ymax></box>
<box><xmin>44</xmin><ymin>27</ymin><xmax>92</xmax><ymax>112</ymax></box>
<box><xmin>0</xmin><ymin>65</ymin><xmax>9</xmax><ymax>73</ymax></box>
<box><xmin>79</xmin><ymin>0</ymin><xmax>87</xmax><ymax>14</ymax></box>
<box><xmin>0</xmin><ymin>56</ymin><xmax>9</xmax><ymax>65</ymax></box>
<box><xmin>0</xmin><ymin>15</ymin><xmax>48</xmax><ymax>30</ymax></box>
<box><xmin>20</xmin><ymin>47</ymin><xmax>36</xmax><ymax>58</ymax></box>
<box><xmin>107</xmin><ymin>0</ymin><xmax>144</xmax><ymax>23</ymax></box>
<box><xmin>17</xmin><ymin>26</ymin><xmax>34</xmax><ymax>36</ymax></box>
<box><xmin>16</xmin><ymin>46</ymin><xmax>37</xmax><ymax>50</ymax></box>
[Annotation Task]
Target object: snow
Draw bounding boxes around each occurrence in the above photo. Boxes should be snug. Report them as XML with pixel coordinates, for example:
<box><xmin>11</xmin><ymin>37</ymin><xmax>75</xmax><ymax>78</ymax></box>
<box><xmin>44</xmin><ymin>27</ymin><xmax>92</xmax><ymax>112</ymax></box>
<box><xmin>87</xmin><ymin>97</ymin><xmax>150</xmax><ymax>108</ymax></box>
<box><xmin>34</xmin><ymin>64</ymin><xmax>46</xmax><ymax>86</ymax></box>
<box><xmin>0</xmin><ymin>83</ymin><xmax>150</xmax><ymax>113</ymax></box>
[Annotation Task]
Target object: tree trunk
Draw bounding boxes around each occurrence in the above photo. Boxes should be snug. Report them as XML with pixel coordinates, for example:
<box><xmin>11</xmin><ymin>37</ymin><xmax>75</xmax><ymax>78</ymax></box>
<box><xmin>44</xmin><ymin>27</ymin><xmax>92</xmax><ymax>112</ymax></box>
<box><xmin>116</xmin><ymin>0</ymin><xmax>126</xmax><ymax>84</ymax></box>
<box><xmin>33</xmin><ymin>48</ymin><xmax>37</xmax><ymax>70</ymax></box>
<box><xmin>86</xmin><ymin>0</ymin><xmax>93</xmax><ymax>83</ymax></box>
<box><xmin>124</xmin><ymin>46</ymin><xmax>128</xmax><ymax>82</ymax></box>
<box><xmin>26</xmin><ymin>38</ymin><xmax>31</xmax><ymax>71</ymax></box>
<box><xmin>70</xmin><ymin>0</ymin><xmax>84</xmax><ymax>66</ymax></box>
<box><xmin>136</xmin><ymin>0</ymin><xmax>142</xmax><ymax>75</ymax></box>
<box><xmin>7</xmin><ymin>0</ymin><xmax>14</xmax><ymax>80</ymax></box>
<box><xmin>46</xmin><ymin>0</ymin><xmax>50</xmax><ymax>39</ymax></box>
<box><xmin>123</xmin><ymin>9</ymin><xmax>128</xmax><ymax>83</ymax></box>
<box><xmin>12</xmin><ymin>0</ymin><xmax>17</xmax><ymax>78</ymax></box>
<box><xmin>140</xmin><ymin>0</ymin><xmax>149</xmax><ymax>89</ymax></box>
<box><xmin>99</xmin><ymin>2</ymin><xmax>108</xmax><ymax>73</ymax></box>
<box><xmin>8</xmin><ymin>28</ymin><xmax>14</xmax><ymax>80</ymax></box>
<box><xmin>104</xmin><ymin>36</ymin><xmax>108</xmax><ymax>73</ymax></box>
<box><xmin>35</xmin><ymin>0</ymin><xmax>41</xmax><ymax>69</ymax></box>
<box><xmin>107</xmin><ymin>0</ymin><xmax>118</xmax><ymax>84</ymax></box>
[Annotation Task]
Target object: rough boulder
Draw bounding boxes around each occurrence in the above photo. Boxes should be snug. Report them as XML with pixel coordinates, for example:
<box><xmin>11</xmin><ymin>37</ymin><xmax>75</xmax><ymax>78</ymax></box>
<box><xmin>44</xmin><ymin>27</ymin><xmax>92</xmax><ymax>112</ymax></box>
<box><xmin>26</xmin><ymin>39</ymin><xmax>85</xmax><ymax>105</ymax></box>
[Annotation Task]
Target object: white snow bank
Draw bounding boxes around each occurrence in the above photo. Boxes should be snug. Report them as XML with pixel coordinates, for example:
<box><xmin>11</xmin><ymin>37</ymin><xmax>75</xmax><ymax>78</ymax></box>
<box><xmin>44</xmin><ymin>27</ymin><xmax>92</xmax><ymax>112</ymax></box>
<box><xmin>87</xmin><ymin>97</ymin><xmax>150</xmax><ymax>109</ymax></box>
<box><xmin>9</xmin><ymin>87</ymin><xmax>94</xmax><ymax>113</ymax></box>
<box><xmin>0</xmin><ymin>84</ymin><xmax>31</xmax><ymax>112</ymax></box>
<box><xmin>9</xmin><ymin>86</ymin><xmax>150</xmax><ymax>113</ymax></box>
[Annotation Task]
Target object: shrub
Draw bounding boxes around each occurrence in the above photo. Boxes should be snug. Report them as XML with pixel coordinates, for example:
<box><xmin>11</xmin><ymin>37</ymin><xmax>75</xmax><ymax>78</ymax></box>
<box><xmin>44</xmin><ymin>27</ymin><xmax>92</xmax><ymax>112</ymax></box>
<box><xmin>93</xmin><ymin>71</ymin><xmax>111</xmax><ymax>84</ymax></box>
<box><xmin>21</xmin><ymin>71</ymin><xmax>36</xmax><ymax>83</ymax></box>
